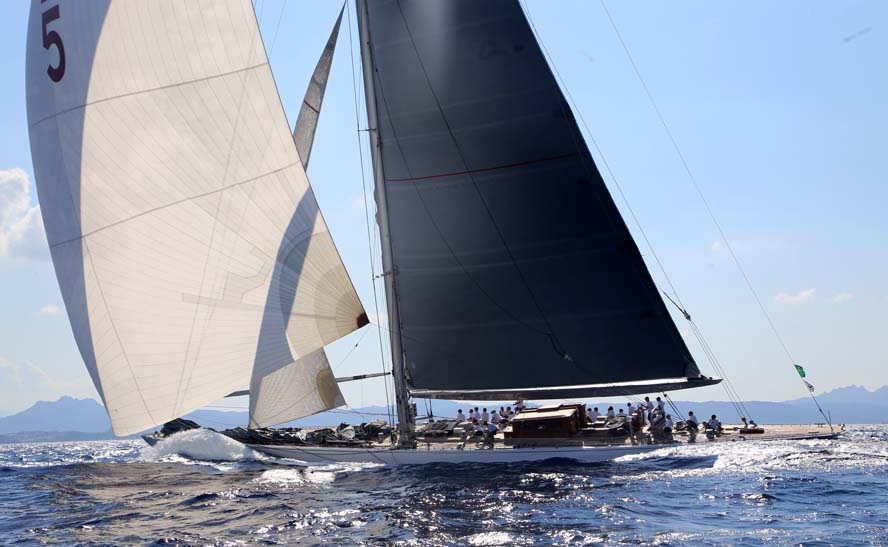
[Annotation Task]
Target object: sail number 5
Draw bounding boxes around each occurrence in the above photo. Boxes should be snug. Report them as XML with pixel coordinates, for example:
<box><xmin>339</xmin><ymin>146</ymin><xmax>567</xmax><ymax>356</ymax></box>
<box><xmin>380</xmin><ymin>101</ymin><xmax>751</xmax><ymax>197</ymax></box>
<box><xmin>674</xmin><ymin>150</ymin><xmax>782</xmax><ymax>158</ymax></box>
<box><xmin>40</xmin><ymin>0</ymin><xmax>65</xmax><ymax>82</ymax></box>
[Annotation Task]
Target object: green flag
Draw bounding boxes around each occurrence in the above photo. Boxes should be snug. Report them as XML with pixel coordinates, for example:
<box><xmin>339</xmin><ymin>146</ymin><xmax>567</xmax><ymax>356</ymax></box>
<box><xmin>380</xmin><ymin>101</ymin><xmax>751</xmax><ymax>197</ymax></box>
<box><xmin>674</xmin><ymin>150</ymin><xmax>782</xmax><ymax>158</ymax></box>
<box><xmin>794</xmin><ymin>364</ymin><xmax>806</xmax><ymax>378</ymax></box>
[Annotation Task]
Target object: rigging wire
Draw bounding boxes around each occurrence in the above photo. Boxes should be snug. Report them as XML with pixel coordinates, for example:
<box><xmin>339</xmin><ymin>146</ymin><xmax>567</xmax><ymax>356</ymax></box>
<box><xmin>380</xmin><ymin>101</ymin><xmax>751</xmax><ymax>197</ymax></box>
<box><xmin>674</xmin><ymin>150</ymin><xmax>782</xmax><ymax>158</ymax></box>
<box><xmin>597</xmin><ymin>0</ymin><xmax>831</xmax><ymax>428</ymax></box>
<box><xmin>662</xmin><ymin>393</ymin><xmax>687</xmax><ymax>423</ymax></box>
<box><xmin>346</xmin><ymin>0</ymin><xmax>395</xmax><ymax>427</ymax></box>
<box><xmin>266</xmin><ymin>0</ymin><xmax>289</xmax><ymax>55</ymax></box>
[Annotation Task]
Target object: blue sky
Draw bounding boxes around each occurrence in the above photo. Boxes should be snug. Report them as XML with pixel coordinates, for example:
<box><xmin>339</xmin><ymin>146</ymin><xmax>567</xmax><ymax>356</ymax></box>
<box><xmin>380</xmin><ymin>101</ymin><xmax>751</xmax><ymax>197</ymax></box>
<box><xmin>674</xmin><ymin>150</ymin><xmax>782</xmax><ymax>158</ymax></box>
<box><xmin>0</xmin><ymin>1</ymin><xmax>885</xmax><ymax>416</ymax></box>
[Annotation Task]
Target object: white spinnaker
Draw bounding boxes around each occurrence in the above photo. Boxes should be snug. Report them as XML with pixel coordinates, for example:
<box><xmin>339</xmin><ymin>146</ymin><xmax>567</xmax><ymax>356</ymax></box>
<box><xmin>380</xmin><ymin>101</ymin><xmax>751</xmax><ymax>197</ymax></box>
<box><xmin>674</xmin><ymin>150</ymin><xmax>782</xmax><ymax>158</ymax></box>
<box><xmin>26</xmin><ymin>0</ymin><xmax>364</xmax><ymax>435</ymax></box>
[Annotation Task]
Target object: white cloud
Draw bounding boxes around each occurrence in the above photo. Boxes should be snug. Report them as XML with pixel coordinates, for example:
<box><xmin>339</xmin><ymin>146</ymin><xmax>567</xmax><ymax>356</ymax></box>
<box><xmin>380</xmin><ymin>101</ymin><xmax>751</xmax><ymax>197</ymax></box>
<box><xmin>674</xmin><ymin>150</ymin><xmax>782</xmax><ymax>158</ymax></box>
<box><xmin>775</xmin><ymin>288</ymin><xmax>815</xmax><ymax>304</ymax></box>
<box><xmin>710</xmin><ymin>240</ymin><xmax>723</xmax><ymax>252</ymax></box>
<box><xmin>0</xmin><ymin>168</ymin><xmax>48</xmax><ymax>260</ymax></box>
<box><xmin>832</xmin><ymin>292</ymin><xmax>853</xmax><ymax>304</ymax></box>
<box><xmin>39</xmin><ymin>305</ymin><xmax>62</xmax><ymax>316</ymax></box>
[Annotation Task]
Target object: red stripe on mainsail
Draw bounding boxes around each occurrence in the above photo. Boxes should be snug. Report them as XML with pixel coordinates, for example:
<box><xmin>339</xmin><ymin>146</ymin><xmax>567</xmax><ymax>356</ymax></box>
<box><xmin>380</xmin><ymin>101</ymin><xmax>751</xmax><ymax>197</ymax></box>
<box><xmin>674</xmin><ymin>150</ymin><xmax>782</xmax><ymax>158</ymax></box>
<box><xmin>384</xmin><ymin>152</ymin><xmax>584</xmax><ymax>183</ymax></box>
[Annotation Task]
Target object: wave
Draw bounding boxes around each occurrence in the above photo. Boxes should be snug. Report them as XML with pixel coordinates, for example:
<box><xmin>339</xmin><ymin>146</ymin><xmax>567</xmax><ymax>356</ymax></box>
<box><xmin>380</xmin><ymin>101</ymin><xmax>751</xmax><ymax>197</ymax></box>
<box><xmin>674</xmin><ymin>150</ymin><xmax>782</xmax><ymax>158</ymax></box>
<box><xmin>138</xmin><ymin>429</ymin><xmax>265</xmax><ymax>464</ymax></box>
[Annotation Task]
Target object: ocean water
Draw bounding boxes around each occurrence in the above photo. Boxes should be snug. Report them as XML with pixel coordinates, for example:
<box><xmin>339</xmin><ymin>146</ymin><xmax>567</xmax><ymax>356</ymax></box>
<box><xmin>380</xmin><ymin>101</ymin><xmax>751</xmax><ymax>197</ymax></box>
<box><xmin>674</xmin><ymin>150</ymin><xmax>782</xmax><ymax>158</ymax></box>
<box><xmin>1</xmin><ymin>426</ymin><xmax>886</xmax><ymax>546</ymax></box>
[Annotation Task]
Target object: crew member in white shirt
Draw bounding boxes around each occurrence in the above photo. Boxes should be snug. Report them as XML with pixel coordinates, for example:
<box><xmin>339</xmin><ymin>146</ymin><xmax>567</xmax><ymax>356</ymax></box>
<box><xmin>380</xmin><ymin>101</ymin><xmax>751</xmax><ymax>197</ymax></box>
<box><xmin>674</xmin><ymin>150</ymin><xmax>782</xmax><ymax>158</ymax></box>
<box><xmin>606</xmin><ymin>406</ymin><xmax>615</xmax><ymax>419</ymax></box>
<box><xmin>587</xmin><ymin>407</ymin><xmax>600</xmax><ymax>423</ymax></box>
<box><xmin>456</xmin><ymin>409</ymin><xmax>466</xmax><ymax>422</ymax></box>
<box><xmin>491</xmin><ymin>412</ymin><xmax>501</xmax><ymax>425</ymax></box>
<box><xmin>686</xmin><ymin>410</ymin><xmax>699</xmax><ymax>443</ymax></box>
<box><xmin>481</xmin><ymin>408</ymin><xmax>489</xmax><ymax>422</ymax></box>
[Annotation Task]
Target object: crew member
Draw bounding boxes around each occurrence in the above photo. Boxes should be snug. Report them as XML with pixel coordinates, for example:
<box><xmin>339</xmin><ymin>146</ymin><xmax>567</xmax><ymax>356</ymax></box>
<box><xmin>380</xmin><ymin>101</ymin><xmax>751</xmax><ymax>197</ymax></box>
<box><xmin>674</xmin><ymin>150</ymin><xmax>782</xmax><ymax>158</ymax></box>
<box><xmin>686</xmin><ymin>411</ymin><xmax>699</xmax><ymax>443</ymax></box>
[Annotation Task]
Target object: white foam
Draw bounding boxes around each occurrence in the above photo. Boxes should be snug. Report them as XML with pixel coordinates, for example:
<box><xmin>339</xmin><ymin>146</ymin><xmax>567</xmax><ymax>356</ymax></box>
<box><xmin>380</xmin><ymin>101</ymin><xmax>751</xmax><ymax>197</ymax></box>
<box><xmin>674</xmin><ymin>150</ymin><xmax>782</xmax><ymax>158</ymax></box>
<box><xmin>613</xmin><ymin>426</ymin><xmax>888</xmax><ymax>481</ymax></box>
<box><xmin>139</xmin><ymin>429</ymin><xmax>264</xmax><ymax>463</ymax></box>
<box><xmin>467</xmin><ymin>531</ymin><xmax>520</xmax><ymax>546</ymax></box>
<box><xmin>253</xmin><ymin>468</ymin><xmax>336</xmax><ymax>486</ymax></box>
<box><xmin>253</xmin><ymin>461</ymin><xmax>381</xmax><ymax>487</ymax></box>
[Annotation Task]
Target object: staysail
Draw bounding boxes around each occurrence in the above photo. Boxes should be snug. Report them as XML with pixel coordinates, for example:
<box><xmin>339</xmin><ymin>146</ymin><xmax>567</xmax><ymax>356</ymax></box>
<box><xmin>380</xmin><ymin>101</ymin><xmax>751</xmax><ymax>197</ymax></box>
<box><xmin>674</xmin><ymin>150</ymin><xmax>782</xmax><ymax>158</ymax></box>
<box><xmin>26</xmin><ymin>0</ymin><xmax>365</xmax><ymax>435</ymax></box>
<box><xmin>247</xmin><ymin>7</ymin><xmax>364</xmax><ymax>429</ymax></box>
<box><xmin>292</xmin><ymin>6</ymin><xmax>343</xmax><ymax>169</ymax></box>
<box><xmin>359</xmin><ymin>0</ymin><xmax>719</xmax><ymax>400</ymax></box>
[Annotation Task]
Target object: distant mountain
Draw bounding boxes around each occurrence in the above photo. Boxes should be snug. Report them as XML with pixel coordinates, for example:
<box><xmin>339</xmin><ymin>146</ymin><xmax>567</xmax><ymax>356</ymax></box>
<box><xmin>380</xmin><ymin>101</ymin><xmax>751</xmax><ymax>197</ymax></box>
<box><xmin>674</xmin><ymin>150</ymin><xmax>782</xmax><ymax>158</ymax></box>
<box><xmin>2</xmin><ymin>385</ymin><xmax>885</xmax><ymax>443</ymax></box>
<box><xmin>0</xmin><ymin>396</ymin><xmax>111</xmax><ymax>435</ymax></box>
<box><xmin>787</xmin><ymin>385</ymin><xmax>888</xmax><ymax>406</ymax></box>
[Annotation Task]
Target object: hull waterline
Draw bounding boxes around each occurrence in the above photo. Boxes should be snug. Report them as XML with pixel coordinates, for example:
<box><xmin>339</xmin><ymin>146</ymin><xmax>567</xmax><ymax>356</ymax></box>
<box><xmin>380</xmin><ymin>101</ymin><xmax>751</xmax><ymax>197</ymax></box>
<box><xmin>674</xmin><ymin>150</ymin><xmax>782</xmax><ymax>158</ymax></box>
<box><xmin>247</xmin><ymin>443</ymin><xmax>661</xmax><ymax>465</ymax></box>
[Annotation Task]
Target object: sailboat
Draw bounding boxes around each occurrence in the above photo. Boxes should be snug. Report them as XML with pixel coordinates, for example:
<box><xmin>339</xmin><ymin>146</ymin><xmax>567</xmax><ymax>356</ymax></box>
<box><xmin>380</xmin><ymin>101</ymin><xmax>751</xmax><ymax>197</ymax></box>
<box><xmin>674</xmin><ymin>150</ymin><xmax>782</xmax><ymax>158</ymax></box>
<box><xmin>26</xmin><ymin>0</ymin><xmax>832</xmax><ymax>465</ymax></box>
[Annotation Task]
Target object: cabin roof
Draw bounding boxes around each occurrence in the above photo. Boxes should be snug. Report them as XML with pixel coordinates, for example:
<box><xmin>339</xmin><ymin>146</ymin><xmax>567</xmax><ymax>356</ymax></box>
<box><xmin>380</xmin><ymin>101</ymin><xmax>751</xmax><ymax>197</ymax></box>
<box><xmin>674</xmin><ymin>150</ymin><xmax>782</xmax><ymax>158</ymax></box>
<box><xmin>512</xmin><ymin>408</ymin><xmax>577</xmax><ymax>421</ymax></box>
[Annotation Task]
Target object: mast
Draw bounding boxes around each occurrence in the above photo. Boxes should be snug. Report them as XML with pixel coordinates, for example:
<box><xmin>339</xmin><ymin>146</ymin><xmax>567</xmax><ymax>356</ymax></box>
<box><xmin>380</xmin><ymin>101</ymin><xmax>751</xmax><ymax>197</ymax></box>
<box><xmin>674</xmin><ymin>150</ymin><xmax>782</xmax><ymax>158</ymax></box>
<box><xmin>356</xmin><ymin>0</ymin><xmax>414</xmax><ymax>447</ymax></box>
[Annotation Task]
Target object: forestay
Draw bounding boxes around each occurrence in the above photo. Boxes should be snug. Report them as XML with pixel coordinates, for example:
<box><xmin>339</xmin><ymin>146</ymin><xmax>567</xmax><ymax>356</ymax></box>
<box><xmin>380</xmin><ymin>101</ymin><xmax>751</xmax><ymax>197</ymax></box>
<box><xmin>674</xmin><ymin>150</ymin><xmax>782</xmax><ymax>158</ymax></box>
<box><xmin>26</xmin><ymin>0</ymin><xmax>364</xmax><ymax>435</ymax></box>
<box><xmin>361</xmin><ymin>0</ymin><xmax>716</xmax><ymax>398</ymax></box>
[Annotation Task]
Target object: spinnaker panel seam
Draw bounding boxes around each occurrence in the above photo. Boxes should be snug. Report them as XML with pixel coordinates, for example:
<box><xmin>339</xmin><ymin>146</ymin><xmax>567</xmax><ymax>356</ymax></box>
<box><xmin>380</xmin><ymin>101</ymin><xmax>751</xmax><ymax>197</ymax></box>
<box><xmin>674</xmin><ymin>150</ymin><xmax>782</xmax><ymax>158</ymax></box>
<box><xmin>28</xmin><ymin>62</ymin><xmax>270</xmax><ymax>130</ymax></box>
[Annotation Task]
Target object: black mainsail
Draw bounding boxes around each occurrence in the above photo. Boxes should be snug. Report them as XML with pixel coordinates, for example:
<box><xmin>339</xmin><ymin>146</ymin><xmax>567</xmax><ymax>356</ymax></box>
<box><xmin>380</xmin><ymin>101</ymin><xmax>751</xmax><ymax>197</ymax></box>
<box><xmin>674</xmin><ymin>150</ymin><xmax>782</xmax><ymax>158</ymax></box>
<box><xmin>358</xmin><ymin>0</ymin><xmax>719</xmax><ymax>404</ymax></box>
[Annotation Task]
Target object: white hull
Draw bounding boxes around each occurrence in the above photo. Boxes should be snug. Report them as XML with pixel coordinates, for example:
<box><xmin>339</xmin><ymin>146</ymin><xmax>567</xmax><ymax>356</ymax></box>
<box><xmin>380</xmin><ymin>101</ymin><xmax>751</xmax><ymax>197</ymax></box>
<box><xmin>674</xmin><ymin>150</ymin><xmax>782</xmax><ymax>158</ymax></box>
<box><xmin>248</xmin><ymin>443</ymin><xmax>661</xmax><ymax>465</ymax></box>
